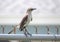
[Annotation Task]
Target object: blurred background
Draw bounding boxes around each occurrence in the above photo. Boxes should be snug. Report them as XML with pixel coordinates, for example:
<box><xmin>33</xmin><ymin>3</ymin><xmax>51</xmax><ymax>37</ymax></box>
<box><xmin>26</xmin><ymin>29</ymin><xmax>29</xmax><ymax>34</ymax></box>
<box><xmin>0</xmin><ymin>0</ymin><xmax>60</xmax><ymax>42</ymax></box>
<box><xmin>0</xmin><ymin>0</ymin><xmax>60</xmax><ymax>24</ymax></box>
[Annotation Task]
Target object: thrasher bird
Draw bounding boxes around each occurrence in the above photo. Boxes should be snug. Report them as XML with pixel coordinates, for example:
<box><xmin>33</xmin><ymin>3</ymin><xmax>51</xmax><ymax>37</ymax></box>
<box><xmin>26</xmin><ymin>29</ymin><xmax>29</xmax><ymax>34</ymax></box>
<box><xmin>8</xmin><ymin>8</ymin><xmax>36</xmax><ymax>37</ymax></box>
<box><xmin>19</xmin><ymin>8</ymin><xmax>36</xmax><ymax>37</ymax></box>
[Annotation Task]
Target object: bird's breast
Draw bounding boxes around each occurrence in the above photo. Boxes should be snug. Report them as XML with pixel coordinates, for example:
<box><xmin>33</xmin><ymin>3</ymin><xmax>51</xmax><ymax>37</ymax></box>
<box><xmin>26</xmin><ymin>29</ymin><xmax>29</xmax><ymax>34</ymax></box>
<box><xmin>28</xmin><ymin>14</ymin><xmax>32</xmax><ymax>21</ymax></box>
<box><xmin>24</xmin><ymin>14</ymin><xmax>32</xmax><ymax>27</ymax></box>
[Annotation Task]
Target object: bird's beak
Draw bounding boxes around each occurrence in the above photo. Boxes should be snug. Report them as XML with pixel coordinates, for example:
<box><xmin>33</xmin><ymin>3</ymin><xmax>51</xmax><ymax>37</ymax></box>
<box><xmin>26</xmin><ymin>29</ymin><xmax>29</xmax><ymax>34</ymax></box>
<box><xmin>33</xmin><ymin>8</ymin><xmax>36</xmax><ymax>10</ymax></box>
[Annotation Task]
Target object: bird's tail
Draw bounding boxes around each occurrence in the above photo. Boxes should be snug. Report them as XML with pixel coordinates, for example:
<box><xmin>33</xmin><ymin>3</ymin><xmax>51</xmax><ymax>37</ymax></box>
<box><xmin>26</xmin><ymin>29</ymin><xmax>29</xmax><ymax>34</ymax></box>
<box><xmin>8</xmin><ymin>24</ymin><xmax>20</xmax><ymax>34</ymax></box>
<box><xmin>8</xmin><ymin>29</ymin><xmax>14</xmax><ymax>34</ymax></box>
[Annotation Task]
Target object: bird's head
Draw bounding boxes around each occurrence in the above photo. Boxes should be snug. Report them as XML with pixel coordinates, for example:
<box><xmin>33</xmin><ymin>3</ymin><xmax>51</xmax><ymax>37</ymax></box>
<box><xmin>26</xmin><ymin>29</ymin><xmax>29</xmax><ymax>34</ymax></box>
<box><xmin>26</xmin><ymin>8</ymin><xmax>36</xmax><ymax>14</ymax></box>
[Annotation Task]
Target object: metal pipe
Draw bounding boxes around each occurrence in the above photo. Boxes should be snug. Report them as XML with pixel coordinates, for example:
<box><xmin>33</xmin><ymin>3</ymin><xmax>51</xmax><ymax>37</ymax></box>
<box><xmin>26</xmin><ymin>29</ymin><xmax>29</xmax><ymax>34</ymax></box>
<box><xmin>0</xmin><ymin>34</ymin><xmax>60</xmax><ymax>40</ymax></box>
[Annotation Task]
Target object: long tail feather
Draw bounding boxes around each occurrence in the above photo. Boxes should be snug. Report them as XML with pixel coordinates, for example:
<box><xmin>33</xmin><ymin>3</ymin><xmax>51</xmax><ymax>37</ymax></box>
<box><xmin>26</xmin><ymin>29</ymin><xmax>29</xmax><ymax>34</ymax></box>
<box><xmin>8</xmin><ymin>29</ymin><xmax>14</xmax><ymax>34</ymax></box>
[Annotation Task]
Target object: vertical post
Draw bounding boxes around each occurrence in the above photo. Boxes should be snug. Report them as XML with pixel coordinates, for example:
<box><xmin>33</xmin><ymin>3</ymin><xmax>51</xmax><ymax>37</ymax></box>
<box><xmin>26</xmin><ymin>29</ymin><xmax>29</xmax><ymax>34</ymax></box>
<box><xmin>35</xmin><ymin>27</ymin><xmax>37</xmax><ymax>34</ymax></box>
<box><xmin>14</xmin><ymin>26</ymin><xmax>16</xmax><ymax>34</ymax></box>
<box><xmin>13</xmin><ymin>25</ymin><xmax>19</xmax><ymax>34</ymax></box>
<box><xmin>34</xmin><ymin>25</ymin><xmax>38</xmax><ymax>34</ymax></box>
<box><xmin>54</xmin><ymin>25</ymin><xmax>58</xmax><ymax>42</ymax></box>
<box><xmin>8</xmin><ymin>25</ymin><xmax>17</xmax><ymax>34</ymax></box>
<box><xmin>46</xmin><ymin>25</ymin><xmax>50</xmax><ymax>34</ymax></box>
<box><xmin>55</xmin><ymin>25</ymin><xmax>59</xmax><ymax>34</ymax></box>
<box><xmin>1</xmin><ymin>25</ymin><xmax>5</xmax><ymax>34</ymax></box>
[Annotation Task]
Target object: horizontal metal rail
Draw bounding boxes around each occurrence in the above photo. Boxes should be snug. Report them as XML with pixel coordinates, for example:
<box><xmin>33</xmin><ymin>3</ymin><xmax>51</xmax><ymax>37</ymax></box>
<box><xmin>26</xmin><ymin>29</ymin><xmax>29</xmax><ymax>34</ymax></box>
<box><xmin>0</xmin><ymin>34</ymin><xmax>60</xmax><ymax>40</ymax></box>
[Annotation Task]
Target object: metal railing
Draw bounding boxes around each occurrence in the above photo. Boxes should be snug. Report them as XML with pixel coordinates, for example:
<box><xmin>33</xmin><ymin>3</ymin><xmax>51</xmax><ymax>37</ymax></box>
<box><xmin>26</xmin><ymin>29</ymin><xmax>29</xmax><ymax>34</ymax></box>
<box><xmin>0</xmin><ymin>25</ymin><xmax>60</xmax><ymax>41</ymax></box>
<box><xmin>0</xmin><ymin>25</ymin><xmax>60</xmax><ymax>34</ymax></box>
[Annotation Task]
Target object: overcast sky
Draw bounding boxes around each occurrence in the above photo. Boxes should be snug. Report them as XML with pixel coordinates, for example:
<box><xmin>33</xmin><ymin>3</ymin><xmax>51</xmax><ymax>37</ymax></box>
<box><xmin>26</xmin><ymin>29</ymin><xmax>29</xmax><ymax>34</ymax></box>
<box><xmin>0</xmin><ymin>0</ymin><xmax>60</xmax><ymax>24</ymax></box>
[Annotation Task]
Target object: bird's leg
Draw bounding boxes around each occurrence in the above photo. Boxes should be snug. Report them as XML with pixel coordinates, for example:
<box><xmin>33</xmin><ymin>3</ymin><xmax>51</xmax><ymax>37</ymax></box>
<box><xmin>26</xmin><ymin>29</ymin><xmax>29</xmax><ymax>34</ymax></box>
<box><xmin>23</xmin><ymin>29</ymin><xmax>28</xmax><ymax>37</ymax></box>
<box><xmin>25</xmin><ymin>28</ymin><xmax>32</xmax><ymax>37</ymax></box>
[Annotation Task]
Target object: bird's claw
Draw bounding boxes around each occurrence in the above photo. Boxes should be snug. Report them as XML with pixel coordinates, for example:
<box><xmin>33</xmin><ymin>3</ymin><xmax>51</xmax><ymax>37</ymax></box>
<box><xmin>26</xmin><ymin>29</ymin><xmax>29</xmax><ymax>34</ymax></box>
<box><xmin>27</xmin><ymin>33</ymin><xmax>32</xmax><ymax>37</ymax></box>
<box><xmin>24</xmin><ymin>33</ymin><xmax>28</xmax><ymax>37</ymax></box>
<box><xmin>24</xmin><ymin>33</ymin><xmax>32</xmax><ymax>37</ymax></box>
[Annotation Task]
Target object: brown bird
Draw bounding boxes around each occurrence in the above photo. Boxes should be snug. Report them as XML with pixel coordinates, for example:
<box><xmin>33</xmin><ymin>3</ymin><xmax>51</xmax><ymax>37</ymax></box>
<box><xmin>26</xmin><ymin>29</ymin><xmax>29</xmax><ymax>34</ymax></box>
<box><xmin>8</xmin><ymin>8</ymin><xmax>36</xmax><ymax>37</ymax></box>
<box><xmin>19</xmin><ymin>8</ymin><xmax>36</xmax><ymax>37</ymax></box>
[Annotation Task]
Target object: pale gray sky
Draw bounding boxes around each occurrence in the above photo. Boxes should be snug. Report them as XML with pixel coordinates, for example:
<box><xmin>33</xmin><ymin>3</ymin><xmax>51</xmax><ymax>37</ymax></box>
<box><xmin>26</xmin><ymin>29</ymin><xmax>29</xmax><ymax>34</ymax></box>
<box><xmin>0</xmin><ymin>0</ymin><xmax>60</xmax><ymax>25</ymax></box>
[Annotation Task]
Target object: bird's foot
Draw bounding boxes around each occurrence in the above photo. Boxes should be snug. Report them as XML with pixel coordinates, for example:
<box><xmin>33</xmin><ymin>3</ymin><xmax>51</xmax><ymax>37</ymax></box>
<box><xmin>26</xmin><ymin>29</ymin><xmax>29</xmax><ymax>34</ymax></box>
<box><xmin>24</xmin><ymin>33</ymin><xmax>28</xmax><ymax>37</ymax></box>
<box><xmin>27</xmin><ymin>33</ymin><xmax>32</xmax><ymax>37</ymax></box>
<box><xmin>24</xmin><ymin>33</ymin><xmax>32</xmax><ymax>37</ymax></box>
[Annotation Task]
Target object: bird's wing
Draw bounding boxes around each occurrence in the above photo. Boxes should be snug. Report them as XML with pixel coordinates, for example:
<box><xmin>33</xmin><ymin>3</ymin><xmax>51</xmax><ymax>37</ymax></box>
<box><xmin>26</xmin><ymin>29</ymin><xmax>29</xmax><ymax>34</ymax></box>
<box><xmin>20</xmin><ymin>15</ymin><xmax>28</xmax><ymax>28</ymax></box>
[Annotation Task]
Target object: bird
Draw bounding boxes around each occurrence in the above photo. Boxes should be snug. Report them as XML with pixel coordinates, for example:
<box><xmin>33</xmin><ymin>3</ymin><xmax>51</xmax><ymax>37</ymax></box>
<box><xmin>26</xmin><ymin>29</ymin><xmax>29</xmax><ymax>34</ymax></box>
<box><xmin>19</xmin><ymin>8</ymin><xmax>36</xmax><ymax>37</ymax></box>
<box><xmin>8</xmin><ymin>8</ymin><xmax>36</xmax><ymax>37</ymax></box>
